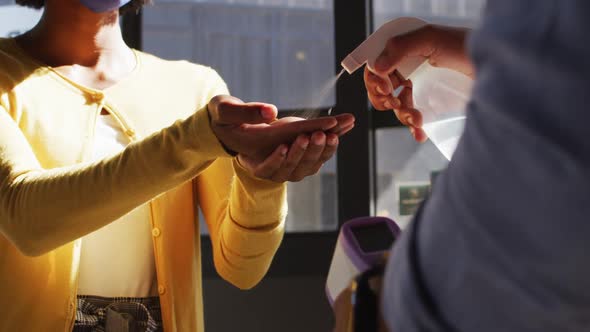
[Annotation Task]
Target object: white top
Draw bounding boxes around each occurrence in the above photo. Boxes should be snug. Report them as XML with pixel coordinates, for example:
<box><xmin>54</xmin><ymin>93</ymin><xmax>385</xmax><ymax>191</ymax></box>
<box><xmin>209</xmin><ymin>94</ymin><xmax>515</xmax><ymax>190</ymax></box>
<box><xmin>77</xmin><ymin>114</ymin><xmax>158</xmax><ymax>297</ymax></box>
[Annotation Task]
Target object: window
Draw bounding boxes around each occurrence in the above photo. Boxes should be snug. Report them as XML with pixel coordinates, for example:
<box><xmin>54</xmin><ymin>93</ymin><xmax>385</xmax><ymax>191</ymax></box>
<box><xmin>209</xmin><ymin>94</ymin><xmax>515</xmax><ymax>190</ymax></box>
<box><xmin>142</xmin><ymin>0</ymin><xmax>338</xmax><ymax>232</ymax></box>
<box><xmin>372</xmin><ymin>0</ymin><xmax>485</xmax><ymax>228</ymax></box>
<box><xmin>0</xmin><ymin>2</ymin><xmax>41</xmax><ymax>37</ymax></box>
<box><xmin>374</xmin><ymin>0</ymin><xmax>485</xmax><ymax>27</ymax></box>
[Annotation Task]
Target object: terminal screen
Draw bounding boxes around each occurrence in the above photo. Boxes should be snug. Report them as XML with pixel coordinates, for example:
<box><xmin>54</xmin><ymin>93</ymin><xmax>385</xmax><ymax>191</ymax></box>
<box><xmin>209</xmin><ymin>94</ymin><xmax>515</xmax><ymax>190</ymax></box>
<box><xmin>351</xmin><ymin>223</ymin><xmax>395</xmax><ymax>253</ymax></box>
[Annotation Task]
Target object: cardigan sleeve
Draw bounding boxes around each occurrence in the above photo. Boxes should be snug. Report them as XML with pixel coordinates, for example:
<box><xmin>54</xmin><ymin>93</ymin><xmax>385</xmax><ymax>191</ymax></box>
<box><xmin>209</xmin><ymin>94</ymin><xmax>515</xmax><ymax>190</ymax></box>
<box><xmin>0</xmin><ymin>103</ymin><xmax>230</xmax><ymax>256</ymax></box>
<box><xmin>195</xmin><ymin>157</ymin><xmax>286</xmax><ymax>289</ymax></box>
<box><xmin>193</xmin><ymin>69</ymin><xmax>286</xmax><ymax>289</ymax></box>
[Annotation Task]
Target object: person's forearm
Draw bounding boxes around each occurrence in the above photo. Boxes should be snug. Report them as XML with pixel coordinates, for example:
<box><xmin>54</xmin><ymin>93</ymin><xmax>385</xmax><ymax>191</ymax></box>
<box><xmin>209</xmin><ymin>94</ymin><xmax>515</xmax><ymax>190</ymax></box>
<box><xmin>228</xmin><ymin>159</ymin><xmax>287</xmax><ymax>229</ymax></box>
<box><xmin>0</xmin><ymin>106</ymin><xmax>227</xmax><ymax>256</ymax></box>
<box><xmin>222</xmin><ymin>164</ymin><xmax>287</xmax><ymax>287</ymax></box>
<box><xmin>198</xmin><ymin>158</ymin><xmax>287</xmax><ymax>289</ymax></box>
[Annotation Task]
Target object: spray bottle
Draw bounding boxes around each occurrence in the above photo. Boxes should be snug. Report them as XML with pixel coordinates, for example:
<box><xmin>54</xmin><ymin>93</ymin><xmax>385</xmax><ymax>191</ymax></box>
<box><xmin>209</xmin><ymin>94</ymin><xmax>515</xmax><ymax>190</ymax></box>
<box><xmin>342</xmin><ymin>17</ymin><xmax>473</xmax><ymax>160</ymax></box>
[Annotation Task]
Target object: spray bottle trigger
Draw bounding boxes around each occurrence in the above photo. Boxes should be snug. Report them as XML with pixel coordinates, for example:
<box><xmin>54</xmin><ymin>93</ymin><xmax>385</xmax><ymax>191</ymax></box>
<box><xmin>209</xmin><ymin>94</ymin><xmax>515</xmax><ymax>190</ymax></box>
<box><xmin>379</xmin><ymin>70</ymin><xmax>404</xmax><ymax>99</ymax></box>
<box><xmin>393</xmin><ymin>85</ymin><xmax>405</xmax><ymax>98</ymax></box>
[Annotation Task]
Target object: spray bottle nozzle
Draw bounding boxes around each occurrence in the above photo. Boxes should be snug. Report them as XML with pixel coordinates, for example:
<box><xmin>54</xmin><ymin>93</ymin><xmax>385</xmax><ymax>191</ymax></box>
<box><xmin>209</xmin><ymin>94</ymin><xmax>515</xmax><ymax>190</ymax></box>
<box><xmin>341</xmin><ymin>54</ymin><xmax>364</xmax><ymax>75</ymax></box>
<box><xmin>340</xmin><ymin>17</ymin><xmax>429</xmax><ymax>77</ymax></box>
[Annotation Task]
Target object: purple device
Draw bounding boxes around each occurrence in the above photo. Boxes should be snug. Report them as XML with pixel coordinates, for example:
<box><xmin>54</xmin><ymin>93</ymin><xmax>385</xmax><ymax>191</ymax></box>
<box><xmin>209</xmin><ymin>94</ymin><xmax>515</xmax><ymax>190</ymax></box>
<box><xmin>326</xmin><ymin>216</ymin><xmax>400</xmax><ymax>306</ymax></box>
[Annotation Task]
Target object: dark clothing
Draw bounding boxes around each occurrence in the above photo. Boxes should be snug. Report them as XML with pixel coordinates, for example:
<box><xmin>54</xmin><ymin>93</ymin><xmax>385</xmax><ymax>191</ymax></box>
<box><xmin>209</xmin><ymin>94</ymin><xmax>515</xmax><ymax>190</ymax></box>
<box><xmin>383</xmin><ymin>1</ymin><xmax>590</xmax><ymax>331</ymax></box>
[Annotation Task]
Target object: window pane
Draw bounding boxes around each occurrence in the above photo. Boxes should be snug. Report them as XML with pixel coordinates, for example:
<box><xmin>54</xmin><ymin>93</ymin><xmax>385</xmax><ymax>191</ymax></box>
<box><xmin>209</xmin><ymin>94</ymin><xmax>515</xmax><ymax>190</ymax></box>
<box><xmin>374</xmin><ymin>0</ymin><xmax>485</xmax><ymax>27</ymax></box>
<box><xmin>375</xmin><ymin>128</ymin><xmax>448</xmax><ymax>229</ymax></box>
<box><xmin>143</xmin><ymin>0</ymin><xmax>335</xmax><ymax>110</ymax></box>
<box><xmin>372</xmin><ymin>0</ymin><xmax>485</xmax><ymax>228</ymax></box>
<box><xmin>0</xmin><ymin>3</ymin><xmax>42</xmax><ymax>37</ymax></box>
<box><xmin>143</xmin><ymin>0</ymin><xmax>338</xmax><ymax>232</ymax></box>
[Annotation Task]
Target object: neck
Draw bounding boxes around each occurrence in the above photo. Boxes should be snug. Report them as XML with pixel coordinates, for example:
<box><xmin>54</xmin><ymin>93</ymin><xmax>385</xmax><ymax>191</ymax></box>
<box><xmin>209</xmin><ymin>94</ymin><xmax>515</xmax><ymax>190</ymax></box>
<box><xmin>17</xmin><ymin>2</ymin><xmax>129</xmax><ymax>68</ymax></box>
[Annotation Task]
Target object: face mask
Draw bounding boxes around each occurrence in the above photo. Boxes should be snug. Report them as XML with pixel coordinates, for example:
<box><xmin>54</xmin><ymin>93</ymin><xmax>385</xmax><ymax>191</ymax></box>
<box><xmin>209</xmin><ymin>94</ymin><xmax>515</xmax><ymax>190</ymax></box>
<box><xmin>79</xmin><ymin>0</ymin><xmax>132</xmax><ymax>13</ymax></box>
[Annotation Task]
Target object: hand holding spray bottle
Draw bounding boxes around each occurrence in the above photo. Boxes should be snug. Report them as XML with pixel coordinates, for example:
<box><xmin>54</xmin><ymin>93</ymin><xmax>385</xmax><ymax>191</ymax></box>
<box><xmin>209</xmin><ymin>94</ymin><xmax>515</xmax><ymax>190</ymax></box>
<box><xmin>342</xmin><ymin>17</ymin><xmax>473</xmax><ymax>160</ymax></box>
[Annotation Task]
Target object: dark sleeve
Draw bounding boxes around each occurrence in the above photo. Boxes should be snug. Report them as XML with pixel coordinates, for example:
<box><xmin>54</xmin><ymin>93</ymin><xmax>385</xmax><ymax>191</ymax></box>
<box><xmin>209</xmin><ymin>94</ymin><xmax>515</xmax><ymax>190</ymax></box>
<box><xmin>382</xmin><ymin>1</ymin><xmax>590</xmax><ymax>331</ymax></box>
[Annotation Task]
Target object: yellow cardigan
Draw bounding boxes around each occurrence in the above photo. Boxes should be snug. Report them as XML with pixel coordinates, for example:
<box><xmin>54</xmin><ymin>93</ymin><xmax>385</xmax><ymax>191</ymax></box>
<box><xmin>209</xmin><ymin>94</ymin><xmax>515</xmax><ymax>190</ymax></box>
<box><xmin>0</xmin><ymin>38</ymin><xmax>287</xmax><ymax>332</ymax></box>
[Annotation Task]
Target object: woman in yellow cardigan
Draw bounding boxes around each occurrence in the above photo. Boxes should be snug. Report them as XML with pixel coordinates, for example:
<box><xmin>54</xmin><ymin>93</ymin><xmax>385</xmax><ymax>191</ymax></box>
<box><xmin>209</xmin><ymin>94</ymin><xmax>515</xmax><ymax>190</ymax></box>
<box><xmin>0</xmin><ymin>0</ymin><xmax>354</xmax><ymax>330</ymax></box>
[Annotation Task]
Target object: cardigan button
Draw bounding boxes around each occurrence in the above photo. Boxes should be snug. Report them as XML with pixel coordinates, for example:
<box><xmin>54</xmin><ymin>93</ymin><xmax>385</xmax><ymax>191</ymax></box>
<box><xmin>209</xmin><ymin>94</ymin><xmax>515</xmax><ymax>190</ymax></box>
<box><xmin>125</xmin><ymin>129</ymin><xmax>136</xmax><ymax>138</ymax></box>
<box><xmin>152</xmin><ymin>227</ymin><xmax>161</xmax><ymax>238</ymax></box>
<box><xmin>158</xmin><ymin>285</ymin><xmax>166</xmax><ymax>295</ymax></box>
<box><xmin>88</xmin><ymin>92</ymin><xmax>104</xmax><ymax>103</ymax></box>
